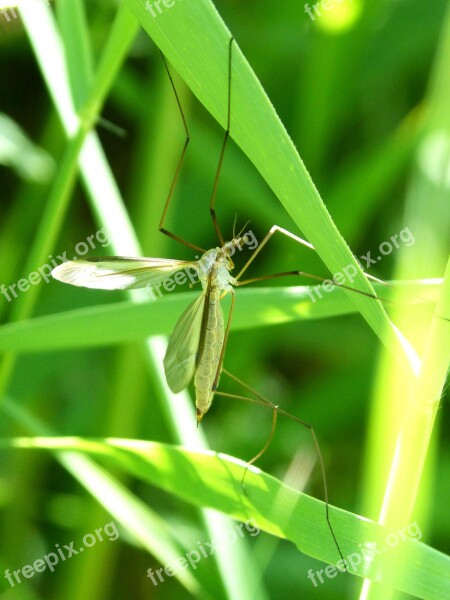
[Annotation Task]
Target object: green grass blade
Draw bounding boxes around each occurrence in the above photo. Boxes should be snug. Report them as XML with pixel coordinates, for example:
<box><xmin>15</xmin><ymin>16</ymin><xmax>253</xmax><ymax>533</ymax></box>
<box><xmin>56</xmin><ymin>0</ymin><xmax>94</xmax><ymax>109</ymax></box>
<box><xmin>0</xmin><ymin>112</ymin><xmax>55</xmax><ymax>182</ymax></box>
<box><xmin>124</xmin><ymin>0</ymin><xmax>415</xmax><ymax>369</ymax></box>
<box><xmin>4</xmin><ymin>434</ymin><xmax>450</xmax><ymax>600</ymax></box>
<box><xmin>358</xmin><ymin>4</ymin><xmax>450</xmax><ymax>597</ymax></box>
<box><xmin>0</xmin><ymin>281</ymin><xmax>442</xmax><ymax>354</ymax></box>
<box><xmin>1</xmin><ymin>400</ymin><xmax>205</xmax><ymax>596</ymax></box>
<box><xmin>0</xmin><ymin>4</ymin><xmax>138</xmax><ymax>395</ymax></box>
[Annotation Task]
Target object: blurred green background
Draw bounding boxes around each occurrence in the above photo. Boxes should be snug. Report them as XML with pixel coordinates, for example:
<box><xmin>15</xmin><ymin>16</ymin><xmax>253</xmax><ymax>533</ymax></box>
<box><xmin>0</xmin><ymin>1</ymin><xmax>449</xmax><ymax>599</ymax></box>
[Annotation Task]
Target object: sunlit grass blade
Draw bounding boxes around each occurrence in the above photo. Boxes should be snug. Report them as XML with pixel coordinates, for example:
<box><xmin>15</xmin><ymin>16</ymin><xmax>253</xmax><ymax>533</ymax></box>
<box><xmin>2</xmin><ymin>434</ymin><xmax>450</xmax><ymax>600</ymax></box>
<box><xmin>124</xmin><ymin>0</ymin><xmax>414</xmax><ymax>366</ymax></box>
<box><xmin>1</xmin><ymin>400</ymin><xmax>205</xmax><ymax>596</ymax></box>
<box><xmin>358</xmin><ymin>5</ymin><xmax>450</xmax><ymax>598</ymax></box>
<box><xmin>0</xmin><ymin>281</ymin><xmax>442</xmax><ymax>354</ymax></box>
<box><xmin>0</xmin><ymin>112</ymin><xmax>55</xmax><ymax>182</ymax></box>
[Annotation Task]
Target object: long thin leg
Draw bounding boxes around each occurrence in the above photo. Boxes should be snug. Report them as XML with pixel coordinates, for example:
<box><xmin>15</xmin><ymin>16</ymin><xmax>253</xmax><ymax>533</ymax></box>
<box><xmin>214</xmin><ymin>369</ymin><xmax>346</xmax><ymax>568</ymax></box>
<box><xmin>240</xmin><ymin>407</ymin><xmax>277</xmax><ymax>474</ymax></box>
<box><xmin>159</xmin><ymin>53</ymin><xmax>206</xmax><ymax>253</ymax></box>
<box><xmin>236</xmin><ymin>271</ymin><xmax>450</xmax><ymax>322</ymax></box>
<box><xmin>236</xmin><ymin>225</ymin><xmax>314</xmax><ymax>281</ymax></box>
<box><xmin>237</xmin><ymin>270</ymin><xmax>394</xmax><ymax>304</ymax></box>
<box><xmin>237</xmin><ymin>224</ymin><xmax>395</xmax><ymax>290</ymax></box>
<box><xmin>237</xmin><ymin>225</ymin><xmax>439</xmax><ymax>312</ymax></box>
<box><xmin>209</xmin><ymin>37</ymin><xmax>234</xmax><ymax>247</ymax></box>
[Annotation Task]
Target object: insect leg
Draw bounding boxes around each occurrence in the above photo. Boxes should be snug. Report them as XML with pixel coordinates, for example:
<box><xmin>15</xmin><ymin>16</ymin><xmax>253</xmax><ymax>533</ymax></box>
<box><xmin>234</xmin><ymin>225</ymin><xmax>396</xmax><ymax>304</ymax></box>
<box><xmin>236</xmin><ymin>225</ymin><xmax>314</xmax><ymax>281</ymax></box>
<box><xmin>236</xmin><ymin>225</ymin><xmax>441</xmax><ymax>314</ymax></box>
<box><xmin>214</xmin><ymin>369</ymin><xmax>346</xmax><ymax>568</ymax></box>
<box><xmin>159</xmin><ymin>53</ymin><xmax>206</xmax><ymax>253</ymax></box>
<box><xmin>209</xmin><ymin>37</ymin><xmax>235</xmax><ymax>247</ymax></box>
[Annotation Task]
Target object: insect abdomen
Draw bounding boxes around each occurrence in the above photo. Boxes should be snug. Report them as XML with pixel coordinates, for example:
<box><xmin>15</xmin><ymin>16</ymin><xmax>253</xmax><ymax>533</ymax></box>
<box><xmin>194</xmin><ymin>294</ymin><xmax>224</xmax><ymax>421</ymax></box>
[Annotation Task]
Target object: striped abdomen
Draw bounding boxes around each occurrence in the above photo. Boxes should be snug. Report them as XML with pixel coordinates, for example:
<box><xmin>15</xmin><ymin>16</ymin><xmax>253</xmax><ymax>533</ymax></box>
<box><xmin>194</xmin><ymin>291</ymin><xmax>224</xmax><ymax>421</ymax></box>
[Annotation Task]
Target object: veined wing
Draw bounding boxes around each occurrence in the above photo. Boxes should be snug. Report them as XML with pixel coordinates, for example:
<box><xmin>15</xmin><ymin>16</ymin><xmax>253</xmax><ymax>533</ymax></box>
<box><xmin>163</xmin><ymin>291</ymin><xmax>207</xmax><ymax>393</ymax></box>
<box><xmin>52</xmin><ymin>257</ymin><xmax>197</xmax><ymax>290</ymax></box>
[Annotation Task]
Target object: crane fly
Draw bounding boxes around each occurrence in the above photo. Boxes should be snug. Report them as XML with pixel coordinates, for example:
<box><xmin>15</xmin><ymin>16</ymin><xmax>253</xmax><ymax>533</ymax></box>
<box><xmin>51</xmin><ymin>36</ymin><xmax>443</xmax><ymax>570</ymax></box>
<box><xmin>52</xmin><ymin>231</ymin><xmax>255</xmax><ymax>422</ymax></box>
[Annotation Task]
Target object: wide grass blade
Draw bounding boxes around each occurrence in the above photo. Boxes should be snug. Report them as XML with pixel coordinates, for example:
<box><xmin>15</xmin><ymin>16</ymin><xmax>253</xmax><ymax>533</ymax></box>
<box><xmin>3</xmin><ymin>434</ymin><xmax>450</xmax><ymax>600</ymax></box>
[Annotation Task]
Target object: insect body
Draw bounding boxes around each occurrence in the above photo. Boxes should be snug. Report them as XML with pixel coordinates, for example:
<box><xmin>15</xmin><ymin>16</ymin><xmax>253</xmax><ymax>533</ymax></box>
<box><xmin>52</xmin><ymin>235</ymin><xmax>249</xmax><ymax>422</ymax></box>
<box><xmin>164</xmin><ymin>244</ymin><xmax>237</xmax><ymax>420</ymax></box>
<box><xmin>194</xmin><ymin>285</ymin><xmax>224</xmax><ymax>420</ymax></box>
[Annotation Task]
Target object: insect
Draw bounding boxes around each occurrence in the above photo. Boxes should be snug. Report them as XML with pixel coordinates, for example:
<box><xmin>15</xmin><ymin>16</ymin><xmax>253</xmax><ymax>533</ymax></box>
<box><xmin>52</xmin><ymin>36</ymin><xmax>434</xmax><ymax>568</ymax></box>
<box><xmin>52</xmin><ymin>230</ymin><xmax>256</xmax><ymax>422</ymax></box>
<box><xmin>51</xmin><ymin>38</ymin><xmax>391</xmax><ymax>423</ymax></box>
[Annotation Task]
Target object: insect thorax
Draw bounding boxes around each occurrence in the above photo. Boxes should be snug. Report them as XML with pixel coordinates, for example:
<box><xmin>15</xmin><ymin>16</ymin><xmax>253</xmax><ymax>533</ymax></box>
<box><xmin>197</xmin><ymin>247</ymin><xmax>236</xmax><ymax>293</ymax></box>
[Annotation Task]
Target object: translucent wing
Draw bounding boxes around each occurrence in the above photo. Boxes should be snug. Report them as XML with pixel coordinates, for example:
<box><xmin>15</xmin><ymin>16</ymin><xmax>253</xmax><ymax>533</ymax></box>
<box><xmin>163</xmin><ymin>291</ymin><xmax>207</xmax><ymax>393</ymax></box>
<box><xmin>52</xmin><ymin>257</ymin><xmax>197</xmax><ymax>290</ymax></box>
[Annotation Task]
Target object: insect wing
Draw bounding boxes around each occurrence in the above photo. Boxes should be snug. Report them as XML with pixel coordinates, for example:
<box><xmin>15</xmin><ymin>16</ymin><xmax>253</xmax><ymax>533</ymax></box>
<box><xmin>52</xmin><ymin>257</ymin><xmax>197</xmax><ymax>290</ymax></box>
<box><xmin>163</xmin><ymin>291</ymin><xmax>207</xmax><ymax>393</ymax></box>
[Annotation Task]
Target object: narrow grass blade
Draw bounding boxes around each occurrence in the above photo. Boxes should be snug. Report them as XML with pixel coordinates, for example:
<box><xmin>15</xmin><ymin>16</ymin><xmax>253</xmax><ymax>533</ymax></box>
<box><xmin>124</xmin><ymin>0</ymin><xmax>415</xmax><ymax>369</ymax></box>
<box><xmin>0</xmin><ymin>281</ymin><xmax>442</xmax><ymax>354</ymax></box>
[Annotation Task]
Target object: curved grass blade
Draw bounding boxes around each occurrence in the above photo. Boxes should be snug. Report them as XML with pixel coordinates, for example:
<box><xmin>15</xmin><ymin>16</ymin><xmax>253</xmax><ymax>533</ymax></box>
<box><xmin>3</xmin><ymin>435</ymin><xmax>450</xmax><ymax>600</ymax></box>
<box><xmin>124</xmin><ymin>0</ymin><xmax>414</xmax><ymax>367</ymax></box>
